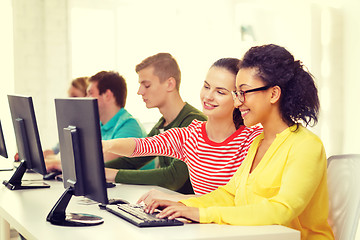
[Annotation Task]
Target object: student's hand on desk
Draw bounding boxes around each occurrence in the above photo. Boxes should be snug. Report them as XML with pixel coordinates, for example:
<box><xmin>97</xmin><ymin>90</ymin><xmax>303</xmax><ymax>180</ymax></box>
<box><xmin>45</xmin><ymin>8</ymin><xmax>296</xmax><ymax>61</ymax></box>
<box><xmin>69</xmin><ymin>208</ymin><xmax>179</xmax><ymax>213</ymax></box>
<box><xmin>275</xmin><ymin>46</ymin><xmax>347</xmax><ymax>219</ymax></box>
<box><xmin>144</xmin><ymin>199</ymin><xmax>199</xmax><ymax>223</ymax></box>
<box><xmin>137</xmin><ymin>189</ymin><xmax>186</xmax><ymax>205</ymax></box>
<box><xmin>104</xmin><ymin>168</ymin><xmax>118</xmax><ymax>182</ymax></box>
<box><xmin>45</xmin><ymin>158</ymin><xmax>62</xmax><ymax>172</ymax></box>
<box><xmin>43</xmin><ymin>149</ymin><xmax>55</xmax><ymax>158</ymax></box>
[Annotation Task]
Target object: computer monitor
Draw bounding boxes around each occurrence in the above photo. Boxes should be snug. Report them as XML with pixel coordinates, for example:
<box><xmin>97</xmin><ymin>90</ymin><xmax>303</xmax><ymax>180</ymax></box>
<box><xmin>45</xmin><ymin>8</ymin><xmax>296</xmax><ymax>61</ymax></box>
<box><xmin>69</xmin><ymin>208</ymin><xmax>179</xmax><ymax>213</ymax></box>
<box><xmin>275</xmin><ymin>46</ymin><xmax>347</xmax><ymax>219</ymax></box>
<box><xmin>47</xmin><ymin>98</ymin><xmax>108</xmax><ymax>226</ymax></box>
<box><xmin>0</xmin><ymin>119</ymin><xmax>13</xmax><ymax>171</ymax></box>
<box><xmin>3</xmin><ymin>95</ymin><xmax>49</xmax><ymax>190</ymax></box>
<box><xmin>0</xmin><ymin>120</ymin><xmax>8</xmax><ymax>159</ymax></box>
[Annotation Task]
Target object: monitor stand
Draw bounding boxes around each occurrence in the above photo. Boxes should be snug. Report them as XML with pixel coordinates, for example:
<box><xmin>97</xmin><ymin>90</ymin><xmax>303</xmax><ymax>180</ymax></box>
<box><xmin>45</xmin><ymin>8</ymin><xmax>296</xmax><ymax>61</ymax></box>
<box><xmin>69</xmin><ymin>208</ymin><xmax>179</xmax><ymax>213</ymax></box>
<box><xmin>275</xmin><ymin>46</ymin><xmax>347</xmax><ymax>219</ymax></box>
<box><xmin>47</xmin><ymin>187</ymin><xmax>104</xmax><ymax>226</ymax></box>
<box><xmin>2</xmin><ymin>160</ymin><xmax>50</xmax><ymax>190</ymax></box>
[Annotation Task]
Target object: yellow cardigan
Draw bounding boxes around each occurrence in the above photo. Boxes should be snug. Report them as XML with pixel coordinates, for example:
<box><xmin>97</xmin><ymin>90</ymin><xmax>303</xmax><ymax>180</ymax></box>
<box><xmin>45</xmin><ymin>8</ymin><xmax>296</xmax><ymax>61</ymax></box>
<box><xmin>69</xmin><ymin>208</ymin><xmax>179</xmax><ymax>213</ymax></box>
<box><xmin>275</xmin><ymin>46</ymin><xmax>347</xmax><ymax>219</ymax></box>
<box><xmin>181</xmin><ymin>125</ymin><xmax>334</xmax><ymax>240</ymax></box>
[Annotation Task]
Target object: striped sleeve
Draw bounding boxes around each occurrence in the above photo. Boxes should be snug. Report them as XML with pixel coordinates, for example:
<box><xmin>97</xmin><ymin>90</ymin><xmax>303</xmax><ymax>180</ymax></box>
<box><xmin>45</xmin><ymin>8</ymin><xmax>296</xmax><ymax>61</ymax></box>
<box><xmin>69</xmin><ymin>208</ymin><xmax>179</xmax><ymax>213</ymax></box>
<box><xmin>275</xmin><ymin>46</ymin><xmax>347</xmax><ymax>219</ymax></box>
<box><xmin>131</xmin><ymin>120</ymin><xmax>200</xmax><ymax>161</ymax></box>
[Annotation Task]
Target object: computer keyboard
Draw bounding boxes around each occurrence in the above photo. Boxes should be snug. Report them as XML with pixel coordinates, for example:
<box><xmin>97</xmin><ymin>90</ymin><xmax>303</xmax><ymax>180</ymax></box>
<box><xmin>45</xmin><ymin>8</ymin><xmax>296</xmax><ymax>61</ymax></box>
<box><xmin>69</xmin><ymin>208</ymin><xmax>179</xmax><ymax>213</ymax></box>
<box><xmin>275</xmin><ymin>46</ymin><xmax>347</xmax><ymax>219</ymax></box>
<box><xmin>105</xmin><ymin>204</ymin><xmax>184</xmax><ymax>227</ymax></box>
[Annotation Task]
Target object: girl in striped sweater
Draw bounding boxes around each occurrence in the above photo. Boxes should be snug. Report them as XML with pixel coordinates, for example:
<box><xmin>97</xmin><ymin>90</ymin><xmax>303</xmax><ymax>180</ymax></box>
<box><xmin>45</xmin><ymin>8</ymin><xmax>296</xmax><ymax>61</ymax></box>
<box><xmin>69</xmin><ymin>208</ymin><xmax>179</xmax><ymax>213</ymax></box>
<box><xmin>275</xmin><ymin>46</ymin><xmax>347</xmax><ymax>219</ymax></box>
<box><xmin>103</xmin><ymin>58</ymin><xmax>262</xmax><ymax>197</ymax></box>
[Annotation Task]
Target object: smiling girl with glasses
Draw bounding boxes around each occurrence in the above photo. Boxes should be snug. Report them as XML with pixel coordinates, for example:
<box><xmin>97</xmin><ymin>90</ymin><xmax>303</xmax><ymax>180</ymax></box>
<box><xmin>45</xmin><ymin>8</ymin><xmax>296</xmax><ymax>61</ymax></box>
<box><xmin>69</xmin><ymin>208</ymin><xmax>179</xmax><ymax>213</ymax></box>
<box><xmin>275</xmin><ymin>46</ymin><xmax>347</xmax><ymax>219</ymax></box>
<box><xmin>144</xmin><ymin>44</ymin><xmax>334</xmax><ymax>240</ymax></box>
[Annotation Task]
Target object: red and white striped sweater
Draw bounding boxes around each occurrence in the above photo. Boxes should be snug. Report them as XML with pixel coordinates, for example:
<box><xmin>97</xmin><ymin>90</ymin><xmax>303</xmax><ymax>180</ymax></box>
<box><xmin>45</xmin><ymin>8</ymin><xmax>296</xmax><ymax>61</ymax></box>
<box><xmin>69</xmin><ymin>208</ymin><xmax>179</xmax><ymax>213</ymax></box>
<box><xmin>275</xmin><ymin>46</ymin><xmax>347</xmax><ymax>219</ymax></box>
<box><xmin>132</xmin><ymin>120</ymin><xmax>262</xmax><ymax>195</ymax></box>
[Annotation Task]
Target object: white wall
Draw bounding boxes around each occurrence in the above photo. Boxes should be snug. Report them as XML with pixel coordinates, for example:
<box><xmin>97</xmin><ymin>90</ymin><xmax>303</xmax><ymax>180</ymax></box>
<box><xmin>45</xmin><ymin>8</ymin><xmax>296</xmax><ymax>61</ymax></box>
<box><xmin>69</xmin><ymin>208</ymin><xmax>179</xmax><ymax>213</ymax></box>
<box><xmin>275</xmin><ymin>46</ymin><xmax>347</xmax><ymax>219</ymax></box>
<box><xmin>69</xmin><ymin>0</ymin><xmax>241</xmax><ymax>130</ymax></box>
<box><xmin>343</xmin><ymin>0</ymin><xmax>360</xmax><ymax>154</ymax></box>
<box><xmin>0</xmin><ymin>0</ymin><xmax>16</xmax><ymax>158</ymax></box>
<box><xmin>6</xmin><ymin>0</ymin><xmax>360</xmax><ymax>156</ymax></box>
<box><xmin>12</xmin><ymin>0</ymin><xmax>70</xmax><ymax>150</ymax></box>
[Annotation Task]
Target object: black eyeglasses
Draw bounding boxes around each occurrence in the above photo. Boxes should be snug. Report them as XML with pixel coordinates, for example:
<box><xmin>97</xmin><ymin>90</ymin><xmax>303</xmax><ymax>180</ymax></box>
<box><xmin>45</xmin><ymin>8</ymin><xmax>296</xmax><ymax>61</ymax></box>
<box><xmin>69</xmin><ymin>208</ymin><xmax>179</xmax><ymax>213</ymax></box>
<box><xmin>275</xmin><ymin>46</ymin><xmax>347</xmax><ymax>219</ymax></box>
<box><xmin>232</xmin><ymin>85</ymin><xmax>271</xmax><ymax>103</ymax></box>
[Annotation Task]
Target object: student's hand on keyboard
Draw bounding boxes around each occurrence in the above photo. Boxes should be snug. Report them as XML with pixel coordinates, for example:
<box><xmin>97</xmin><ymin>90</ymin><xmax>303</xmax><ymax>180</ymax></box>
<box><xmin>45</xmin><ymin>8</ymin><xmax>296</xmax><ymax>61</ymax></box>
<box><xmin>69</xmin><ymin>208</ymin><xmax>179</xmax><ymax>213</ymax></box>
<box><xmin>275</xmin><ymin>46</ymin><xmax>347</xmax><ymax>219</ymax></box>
<box><xmin>137</xmin><ymin>189</ymin><xmax>187</xmax><ymax>205</ymax></box>
<box><xmin>144</xmin><ymin>199</ymin><xmax>200</xmax><ymax>223</ymax></box>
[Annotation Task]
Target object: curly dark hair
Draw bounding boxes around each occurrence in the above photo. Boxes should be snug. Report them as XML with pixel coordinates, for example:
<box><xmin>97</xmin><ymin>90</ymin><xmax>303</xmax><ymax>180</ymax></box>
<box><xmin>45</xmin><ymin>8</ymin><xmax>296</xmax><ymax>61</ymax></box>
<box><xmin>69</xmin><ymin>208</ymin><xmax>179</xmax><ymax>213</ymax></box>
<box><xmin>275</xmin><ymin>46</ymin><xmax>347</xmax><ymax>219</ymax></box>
<box><xmin>239</xmin><ymin>44</ymin><xmax>319</xmax><ymax>127</ymax></box>
<box><xmin>212</xmin><ymin>58</ymin><xmax>244</xmax><ymax>129</ymax></box>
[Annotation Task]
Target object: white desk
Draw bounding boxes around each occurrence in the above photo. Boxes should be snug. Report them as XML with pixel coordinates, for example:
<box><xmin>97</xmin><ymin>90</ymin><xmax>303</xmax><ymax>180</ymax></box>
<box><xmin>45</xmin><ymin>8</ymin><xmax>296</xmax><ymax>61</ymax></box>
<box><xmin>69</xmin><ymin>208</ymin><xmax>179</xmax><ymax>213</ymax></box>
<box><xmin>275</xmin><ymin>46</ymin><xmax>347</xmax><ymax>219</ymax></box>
<box><xmin>0</xmin><ymin>171</ymin><xmax>300</xmax><ymax>240</ymax></box>
<box><xmin>0</xmin><ymin>159</ymin><xmax>13</xmax><ymax>171</ymax></box>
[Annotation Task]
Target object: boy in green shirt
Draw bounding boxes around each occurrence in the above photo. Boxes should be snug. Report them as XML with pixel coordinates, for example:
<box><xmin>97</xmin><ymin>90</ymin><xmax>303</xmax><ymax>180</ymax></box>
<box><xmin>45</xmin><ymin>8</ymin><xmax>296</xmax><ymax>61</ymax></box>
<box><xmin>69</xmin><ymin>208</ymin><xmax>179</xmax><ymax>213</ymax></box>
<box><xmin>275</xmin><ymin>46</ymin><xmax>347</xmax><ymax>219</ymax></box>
<box><xmin>105</xmin><ymin>53</ymin><xmax>206</xmax><ymax>194</ymax></box>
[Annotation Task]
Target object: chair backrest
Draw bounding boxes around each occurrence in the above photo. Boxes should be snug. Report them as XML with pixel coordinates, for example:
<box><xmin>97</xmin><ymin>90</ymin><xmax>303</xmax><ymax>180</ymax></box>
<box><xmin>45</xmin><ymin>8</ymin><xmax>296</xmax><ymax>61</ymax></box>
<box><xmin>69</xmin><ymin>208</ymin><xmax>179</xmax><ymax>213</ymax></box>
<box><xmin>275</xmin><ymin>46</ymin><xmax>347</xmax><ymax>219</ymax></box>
<box><xmin>327</xmin><ymin>154</ymin><xmax>360</xmax><ymax>240</ymax></box>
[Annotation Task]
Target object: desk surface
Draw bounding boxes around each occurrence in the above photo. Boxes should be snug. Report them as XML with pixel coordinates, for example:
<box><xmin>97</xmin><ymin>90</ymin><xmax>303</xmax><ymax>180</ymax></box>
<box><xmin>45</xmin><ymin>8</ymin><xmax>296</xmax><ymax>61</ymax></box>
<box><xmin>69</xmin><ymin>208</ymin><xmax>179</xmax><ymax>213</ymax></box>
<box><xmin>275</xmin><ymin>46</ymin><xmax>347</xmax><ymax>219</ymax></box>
<box><xmin>0</xmin><ymin>171</ymin><xmax>300</xmax><ymax>240</ymax></box>
<box><xmin>0</xmin><ymin>159</ymin><xmax>13</xmax><ymax>171</ymax></box>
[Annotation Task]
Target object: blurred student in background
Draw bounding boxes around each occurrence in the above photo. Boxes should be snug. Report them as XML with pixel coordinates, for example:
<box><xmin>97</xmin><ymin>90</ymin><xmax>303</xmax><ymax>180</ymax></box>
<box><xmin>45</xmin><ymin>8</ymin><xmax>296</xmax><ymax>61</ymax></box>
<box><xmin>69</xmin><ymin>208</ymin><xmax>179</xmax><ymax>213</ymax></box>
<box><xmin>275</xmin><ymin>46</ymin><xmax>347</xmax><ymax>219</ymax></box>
<box><xmin>103</xmin><ymin>57</ymin><xmax>262</xmax><ymax>197</ymax></box>
<box><xmin>87</xmin><ymin>70</ymin><xmax>152</xmax><ymax>169</ymax></box>
<box><xmin>86</xmin><ymin>71</ymin><xmax>146</xmax><ymax>140</ymax></box>
<box><xmin>67</xmin><ymin>76</ymin><xmax>89</xmax><ymax>97</ymax></box>
<box><xmin>104</xmin><ymin>53</ymin><xmax>207</xmax><ymax>194</ymax></box>
<box><xmin>46</xmin><ymin>71</ymin><xmax>148</xmax><ymax>171</ymax></box>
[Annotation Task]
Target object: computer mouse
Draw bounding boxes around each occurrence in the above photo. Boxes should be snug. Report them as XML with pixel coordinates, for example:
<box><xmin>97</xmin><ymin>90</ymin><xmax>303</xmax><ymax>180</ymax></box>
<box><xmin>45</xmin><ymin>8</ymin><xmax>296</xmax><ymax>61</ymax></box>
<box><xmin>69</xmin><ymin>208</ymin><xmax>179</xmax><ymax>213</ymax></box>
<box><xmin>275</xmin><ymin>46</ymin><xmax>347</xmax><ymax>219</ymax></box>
<box><xmin>98</xmin><ymin>198</ymin><xmax>130</xmax><ymax>209</ymax></box>
<box><xmin>108</xmin><ymin>198</ymin><xmax>130</xmax><ymax>205</ymax></box>
<box><xmin>106</xmin><ymin>182</ymin><xmax>116</xmax><ymax>188</ymax></box>
<box><xmin>55</xmin><ymin>175</ymin><xmax>63</xmax><ymax>182</ymax></box>
<box><xmin>43</xmin><ymin>170</ymin><xmax>62</xmax><ymax>180</ymax></box>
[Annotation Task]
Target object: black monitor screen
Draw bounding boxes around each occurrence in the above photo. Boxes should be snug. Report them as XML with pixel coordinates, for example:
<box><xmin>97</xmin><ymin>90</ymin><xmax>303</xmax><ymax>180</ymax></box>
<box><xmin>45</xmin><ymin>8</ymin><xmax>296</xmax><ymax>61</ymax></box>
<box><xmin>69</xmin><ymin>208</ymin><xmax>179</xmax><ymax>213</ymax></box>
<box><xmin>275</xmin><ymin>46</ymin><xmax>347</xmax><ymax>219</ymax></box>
<box><xmin>8</xmin><ymin>95</ymin><xmax>47</xmax><ymax>173</ymax></box>
<box><xmin>3</xmin><ymin>95</ymin><xmax>49</xmax><ymax>190</ymax></box>
<box><xmin>0</xmin><ymin>120</ymin><xmax>8</xmax><ymax>159</ymax></box>
<box><xmin>47</xmin><ymin>98</ymin><xmax>108</xmax><ymax>226</ymax></box>
<box><xmin>0</xmin><ymin>119</ymin><xmax>13</xmax><ymax>171</ymax></box>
